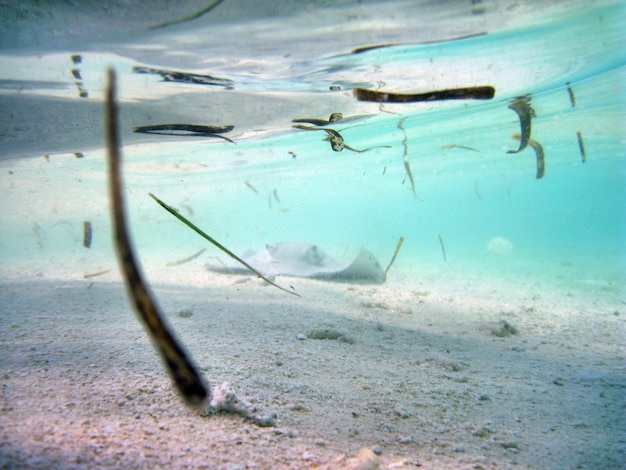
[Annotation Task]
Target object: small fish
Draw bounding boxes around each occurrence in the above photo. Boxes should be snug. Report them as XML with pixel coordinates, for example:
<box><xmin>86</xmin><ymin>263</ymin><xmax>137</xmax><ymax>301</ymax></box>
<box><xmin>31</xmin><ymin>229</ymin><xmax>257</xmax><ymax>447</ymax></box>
<box><xmin>507</xmin><ymin>95</ymin><xmax>536</xmax><ymax>154</ymax></box>
<box><xmin>273</xmin><ymin>188</ymin><xmax>280</xmax><ymax>204</ymax></box>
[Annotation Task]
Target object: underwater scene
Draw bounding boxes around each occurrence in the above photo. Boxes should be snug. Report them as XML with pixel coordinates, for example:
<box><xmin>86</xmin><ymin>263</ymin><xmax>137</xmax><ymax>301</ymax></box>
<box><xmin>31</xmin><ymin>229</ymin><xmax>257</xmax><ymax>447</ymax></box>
<box><xmin>0</xmin><ymin>1</ymin><xmax>624</xmax><ymax>469</ymax></box>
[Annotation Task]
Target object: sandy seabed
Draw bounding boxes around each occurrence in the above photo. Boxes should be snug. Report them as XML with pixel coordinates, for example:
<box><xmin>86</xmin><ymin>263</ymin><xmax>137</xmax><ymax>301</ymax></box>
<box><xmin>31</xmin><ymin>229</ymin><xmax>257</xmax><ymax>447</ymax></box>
<box><xmin>0</xmin><ymin>262</ymin><xmax>624</xmax><ymax>469</ymax></box>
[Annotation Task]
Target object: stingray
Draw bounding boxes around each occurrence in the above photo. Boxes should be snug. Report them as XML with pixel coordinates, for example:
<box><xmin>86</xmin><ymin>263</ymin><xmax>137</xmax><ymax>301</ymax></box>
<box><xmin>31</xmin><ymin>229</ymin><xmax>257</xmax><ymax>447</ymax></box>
<box><xmin>206</xmin><ymin>241</ymin><xmax>386</xmax><ymax>284</ymax></box>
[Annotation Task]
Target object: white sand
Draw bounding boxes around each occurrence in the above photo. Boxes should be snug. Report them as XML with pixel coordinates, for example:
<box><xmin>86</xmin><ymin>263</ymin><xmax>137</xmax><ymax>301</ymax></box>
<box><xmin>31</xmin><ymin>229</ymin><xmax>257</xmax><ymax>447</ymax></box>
<box><xmin>1</xmin><ymin>262</ymin><xmax>624</xmax><ymax>469</ymax></box>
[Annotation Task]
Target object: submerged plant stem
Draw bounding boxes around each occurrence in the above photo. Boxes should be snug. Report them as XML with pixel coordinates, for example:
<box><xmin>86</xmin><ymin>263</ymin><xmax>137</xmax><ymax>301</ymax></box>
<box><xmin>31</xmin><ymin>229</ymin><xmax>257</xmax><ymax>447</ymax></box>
<box><xmin>148</xmin><ymin>193</ymin><xmax>301</xmax><ymax>297</ymax></box>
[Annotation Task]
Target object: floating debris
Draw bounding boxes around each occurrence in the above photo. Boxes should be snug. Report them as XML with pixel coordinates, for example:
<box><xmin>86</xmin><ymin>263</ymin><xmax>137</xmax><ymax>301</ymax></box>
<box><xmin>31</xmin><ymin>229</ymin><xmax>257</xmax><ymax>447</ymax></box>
<box><xmin>351</xmin><ymin>33</ymin><xmax>487</xmax><ymax>55</ymax></box>
<box><xmin>528</xmin><ymin>139</ymin><xmax>545</xmax><ymax>179</ymax></box>
<box><xmin>397</xmin><ymin>118</ymin><xmax>416</xmax><ymax>199</ymax></box>
<box><xmin>83</xmin><ymin>269</ymin><xmax>111</xmax><ymax>279</ymax></box>
<box><xmin>74</xmin><ymin>152</ymin><xmax>84</xmax><ymax>158</ymax></box>
<box><xmin>70</xmin><ymin>55</ymin><xmax>88</xmax><ymax>98</ymax></box>
<box><xmin>577</xmin><ymin>131</ymin><xmax>586</xmax><ymax>163</ymax></box>
<box><xmin>106</xmin><ymin>68</ymin><xmax>209</xmax><ymax>408</ymax></box>
<box><xmin>133</xmin><ymin>124</ymin><xmax>235</xmax><ymax>143</ymax></box>
<box><xmin>244</xmin><ymin>181</ymin><xmax>259</xmax><ymax>194</ymax></box>
<box><xmin>438</xmin><ymin>234</ymin><xmax>447</xmax><ymax>262</ymax></box>
<box><xmin>384</xmin><ymin>236</ymin><xmax>405</xmax><ymax>280</ymax></box>
<box><xmin>566</xmin><ymin>82</ymin><xmax>576</xmax><ymax>107</ymax></box>
<box><xmin>507</xmin><ymin>95</ymin><xmax>535</xmax><ymax>154</ymax></box>
<box><xmin>353</xmin><ymin>86</ymin><xmax>495</xmax><ymax>103</ymax></box>
<box><xmin>441</xmin><ymin>144</ymin><xmax>480</xmax><ymax>153</ymax></box>
<box><xmin>512</xmin><ymin>133</ymin><xmax>545</xmax><ymax>179</ymax></box>
<box><xmin>166</xmin><ymin>248</ymin><xmax>207</xmax><ymax>267</ymax></box>
<box><xmin>83</xmin><ymin>221</ymin><xmax>92</xmax><ymax>248</ymax></box>
<box><xmin>133</xmin><ymin>66</ymin><xmax>234</xmax><ymax>89</ymax></box>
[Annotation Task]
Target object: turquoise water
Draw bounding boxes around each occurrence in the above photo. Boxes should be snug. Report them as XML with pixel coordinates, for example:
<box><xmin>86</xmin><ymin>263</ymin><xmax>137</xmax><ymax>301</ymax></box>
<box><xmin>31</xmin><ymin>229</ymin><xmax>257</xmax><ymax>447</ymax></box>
<box><xmin>0</xmin><ymin>1</ymin><xmax>624</xmax><ymax>290</ymax></box>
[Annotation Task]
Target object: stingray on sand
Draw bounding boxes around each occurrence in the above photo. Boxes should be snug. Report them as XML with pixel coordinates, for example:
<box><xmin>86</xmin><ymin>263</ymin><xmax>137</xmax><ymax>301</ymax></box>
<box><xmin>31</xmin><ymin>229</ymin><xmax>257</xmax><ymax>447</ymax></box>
<box><xmin>206</xmin><ymin>241</ymin><xmax>385</xmax><ymax>284</ymax></box>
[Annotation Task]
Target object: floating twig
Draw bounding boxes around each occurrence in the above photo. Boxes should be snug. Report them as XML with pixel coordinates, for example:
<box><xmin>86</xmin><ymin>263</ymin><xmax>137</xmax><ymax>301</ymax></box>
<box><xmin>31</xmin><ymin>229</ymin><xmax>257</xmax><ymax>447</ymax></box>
<box><xmin>148</xmin><ymin>0</ymin><xmax>226</xmax><ymax>30</ymax></box>
<box><xmin>397</xmin><ymin>118</ymin><xmax>416</xmax><ymax>199</ymax></box>
<box><xmin>437</xmin><ymin>234</ymin><xmax>447</xmax><ymax>262</ymax></box>
<box><xmin>528</xmin><ymin>139</ymin><xmax>545</xmax><ymax>179</ymax></box>
<box><xmin>384</xmin><ymin>236</ymin><xmax>405</xmax><ymax>280</ymax></box>
<box><xmin>83</xmin><ymin>269</ymin><xmax>111</xmax><ymax>279</ymax></box>
<box><xmin>166</xmin><ymin>248</ymin><xmax>207</xmax><ymax>267</ymax></box>
<box><xmin>83</xmin><ymin>221</ymin><xmax>92</xmax><ymax>248</ymax></box>
<box><xmin>566</xmin><ymin>82</ymin><xmax>576</xmax><ymax>107</ymax></box>
<box><xmin>354</xmin><ymin>86</ymin><xmax>495</xmax><ymax>103</ymax></box>
<box><xmin>132</xmin><ymin>66</ymin><xmax>234</xmax><ymax>89</ymax></box>
<box><xmin>576</xmin><ymin>131</ymin><xmax>586</xmax><ymax>163</ymax></box>
<box><xmin>148</xmin><ymin>192</ymin><xmax>300</xmax><ymax>297</ymax></box>
<box><xmin>106</xmin><ymin>69</ymin><xmax>209</xmax><ymax>408</ymax></box>
<box><xmin>441</xmin><ymin>144</ymin><xmax>480</xmax><ymax>153</ymax></box>
<box><xmin>244</xmin><ymin>181</ymin><xmax>259</xmax><ymax>194</ymax></box>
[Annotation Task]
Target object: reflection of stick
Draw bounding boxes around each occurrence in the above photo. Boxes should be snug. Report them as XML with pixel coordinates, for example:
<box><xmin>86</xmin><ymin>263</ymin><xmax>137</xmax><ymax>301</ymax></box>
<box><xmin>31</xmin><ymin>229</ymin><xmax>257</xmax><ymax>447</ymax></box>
<box><xmin>149</xmin><ymin>0</ymin><xmax>225</xmax><ymax>29</ymax></box>
<box><xmin>384</xmin><ymin>236</ymin><xmax>405</xmax><ymax>280</ymax></box>
<box><xmin>354</xmin><ymin>86</ymin><xmax>495</xmax><ymax>103</ymax></box>
<box><xmin>106</xmin><ymin>68</ymin><xmax>209</xmax><ymax>408</ymax></box>
<box><xmin>149</xmin><ymin>193</ymin><xmax>300</xmax><ymax>297</ymax></box>
<box><xmin>438</xmin><ymin>234</ymin><xmax>447</xmax><ymax>262</ymax></box>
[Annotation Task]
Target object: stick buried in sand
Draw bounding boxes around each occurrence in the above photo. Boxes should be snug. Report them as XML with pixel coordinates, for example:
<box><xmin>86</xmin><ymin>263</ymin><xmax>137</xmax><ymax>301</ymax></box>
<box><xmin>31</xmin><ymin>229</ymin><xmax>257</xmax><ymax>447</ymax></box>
<box><xmin>106</xmin><ymin>69</ymin><xmax>209</xmax><ymax>408</ymax></box>
<box><xmin>106</xmin><ymin>69</ymin><xmax>276</xmax><ymax>426</ymax></box>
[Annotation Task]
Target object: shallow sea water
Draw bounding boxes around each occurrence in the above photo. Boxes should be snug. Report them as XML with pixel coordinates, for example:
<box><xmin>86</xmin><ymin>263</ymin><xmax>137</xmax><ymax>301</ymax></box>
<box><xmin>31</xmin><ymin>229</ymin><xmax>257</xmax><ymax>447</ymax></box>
<box><xmin>0</xmin><ymin>2</ymin><xmax>625</xmax><ymax>468</ymax></box>
<box><xmin>0</xmin><ymin>0</ymin><xmax>624</xmax><ymax>293</ymax></box>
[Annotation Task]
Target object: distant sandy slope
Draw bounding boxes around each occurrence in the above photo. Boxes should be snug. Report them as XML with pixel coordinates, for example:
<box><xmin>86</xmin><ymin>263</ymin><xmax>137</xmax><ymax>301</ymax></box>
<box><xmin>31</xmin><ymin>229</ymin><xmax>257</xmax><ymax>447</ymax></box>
<box><xmin>0</xmin><ymin>265</ymin><xmax>623</xmax><ymax>469</ymax></box>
